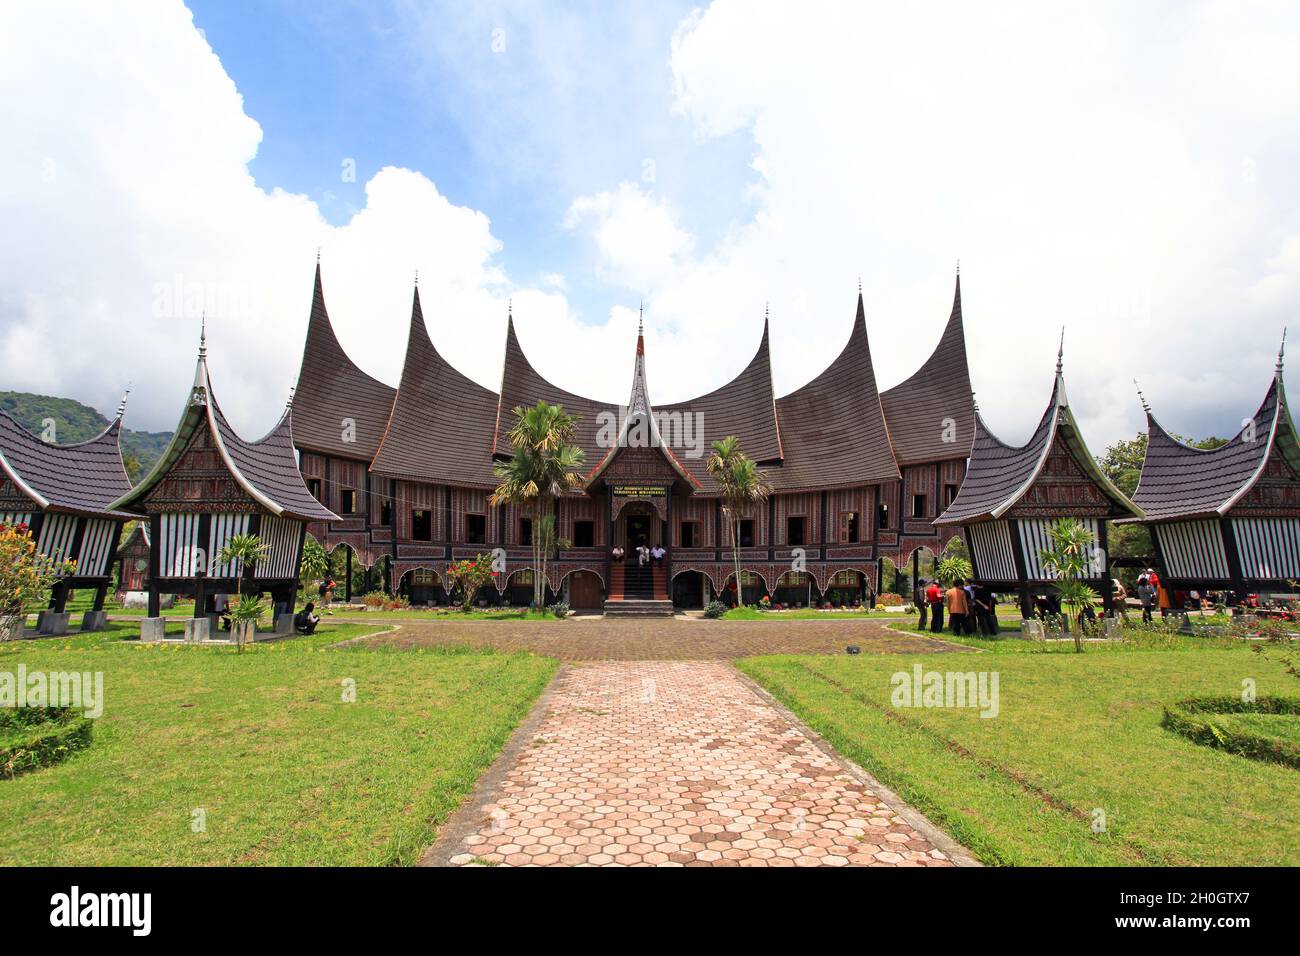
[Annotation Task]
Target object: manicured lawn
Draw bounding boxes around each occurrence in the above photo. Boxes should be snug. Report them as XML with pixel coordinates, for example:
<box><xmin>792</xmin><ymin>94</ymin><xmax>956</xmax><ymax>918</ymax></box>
<box><xmin>738</xmin><ymin>641</ymin><xmax>1300</xmax><ymax>866</ymax></box>
<box><xmin>0</xmin><ymin>621</ymin><xmax>556</xmax><ymax>865</ymax></box>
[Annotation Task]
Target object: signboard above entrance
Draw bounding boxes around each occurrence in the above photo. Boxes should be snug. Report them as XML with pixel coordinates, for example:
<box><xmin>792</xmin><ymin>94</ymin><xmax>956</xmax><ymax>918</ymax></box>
<box><xmin>612</xmin><ymin>485</ymin><xmax>667</xmax><ymax>499</ymax></box>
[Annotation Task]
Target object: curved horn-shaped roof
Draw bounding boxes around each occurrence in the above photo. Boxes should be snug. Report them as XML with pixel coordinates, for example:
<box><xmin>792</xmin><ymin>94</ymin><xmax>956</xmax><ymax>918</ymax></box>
<box><xmin>0</xmin><ymin>410</ymin><xmax>133</xmax><ymax>517</ymax></box>
<box><xmin>880</xmin><ymin>274</ymin><xmax>974</xmax><ymax>465</ymax></box>
<box><xmin>493</xmin><ymin>314</ymin><xmax>615</xmax><ymax>465</ymax></box>
<box><xmin>109</xmin><ymin>347</ymin><xmax>338</xmax><ymax>522</ymax></box>
<box><xmin>291</xmin><ymin>263</ymin><xmax>397</xmax><ymax>460</ymax></box>
<box><xmin>1131</xmin><ymin>374</ymin><xmax>1300</xmax><ymax>521</ymax></box>
<box><xmin>370</xmin><ymin>287</ymin><xmax>500</xmax><ymax>488</ymax></box>
<box><xmin>772</xmin><ymin>293</ymin><xmax>899</xmax><ymax>491</ymax></box>
<box><xmin>936</xmin><ymin>362</ymin><xmax>1141</xmax><ymax>525</ymax></box>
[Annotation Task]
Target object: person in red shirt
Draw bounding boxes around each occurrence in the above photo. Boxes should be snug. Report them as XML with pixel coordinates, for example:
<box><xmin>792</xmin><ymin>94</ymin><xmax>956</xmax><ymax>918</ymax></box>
<box><xmin>925</xmin><ymin>581</ymin><xmax>944</xmax><ymax>632</ymax></box>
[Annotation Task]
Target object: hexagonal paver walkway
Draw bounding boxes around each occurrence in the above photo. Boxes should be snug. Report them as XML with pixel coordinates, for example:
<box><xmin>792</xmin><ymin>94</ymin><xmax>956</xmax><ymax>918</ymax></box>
<box><xmin>424</xmin><ymin>661</ymin><xmax>975</xmax><ymax>867</ymax></box>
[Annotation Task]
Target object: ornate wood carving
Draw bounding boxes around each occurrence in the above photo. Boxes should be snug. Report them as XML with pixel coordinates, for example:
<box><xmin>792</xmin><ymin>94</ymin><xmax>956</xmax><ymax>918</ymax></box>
<box><xmin>142</xmin><ymin>421</ymin><xmax>258</xmax><ymax>514</ymax></box>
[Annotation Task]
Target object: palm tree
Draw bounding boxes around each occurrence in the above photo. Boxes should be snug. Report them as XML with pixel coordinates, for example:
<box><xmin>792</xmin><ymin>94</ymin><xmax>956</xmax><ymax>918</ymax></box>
<box><xmin>490</xmin><ymin>401</ymin><xmax>586</xmax><ymax>610</ymax></box>
<box><xmin>1039</xmin><ymin>517</ymin><xmax>1102</xmax><ymax>652</ymax></box>
<box><xmin>706</xmin><ymin>436</ymin><xmax>772</xmax><ymax>607</ymax></box>
<box><xmin>218</xmin><ymin>532</ymin><xmax>267</xmax><ymax>652</ymax></box>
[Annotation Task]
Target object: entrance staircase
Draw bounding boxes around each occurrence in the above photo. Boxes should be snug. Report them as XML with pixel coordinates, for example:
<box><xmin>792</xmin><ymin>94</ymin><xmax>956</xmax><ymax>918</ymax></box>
<box><xmin>605</xmin><ymin>560</ymin><xmax>674</xmax><ymax>617</ymax></box>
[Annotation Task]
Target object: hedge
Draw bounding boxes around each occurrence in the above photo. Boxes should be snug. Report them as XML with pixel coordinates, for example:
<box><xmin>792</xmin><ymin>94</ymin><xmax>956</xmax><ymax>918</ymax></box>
<box><xmin>1161</xmin><ymin>695</ymin><xmax>1300</xmax><ymax>770</ymax></box>
<box><xmin>0</xmin><ymin>707</ymin><xmax>93</xmax><ymax>779</ymax></box>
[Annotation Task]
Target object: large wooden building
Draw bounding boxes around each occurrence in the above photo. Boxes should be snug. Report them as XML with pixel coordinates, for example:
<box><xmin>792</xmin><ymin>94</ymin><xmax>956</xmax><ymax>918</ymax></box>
<box><xmin>0</xmin><ymin>400</ymin><xmax>134</xmax><ymax>630</ymax></box>
<box><xmin>291</xmin><ymin>264</ymin><xmax>975</xmax><ymax>611</ymax></box>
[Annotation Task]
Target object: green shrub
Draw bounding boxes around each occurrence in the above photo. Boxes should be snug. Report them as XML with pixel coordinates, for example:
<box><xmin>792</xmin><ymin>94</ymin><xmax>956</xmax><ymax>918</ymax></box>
<box><xmin>703</xmin><ymin>600</ymin><xmax>728</xmax><ymax>619</ymax></box>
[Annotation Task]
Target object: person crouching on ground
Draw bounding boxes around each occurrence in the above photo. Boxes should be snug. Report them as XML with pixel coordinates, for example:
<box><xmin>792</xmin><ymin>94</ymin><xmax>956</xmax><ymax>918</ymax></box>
<box><xmin>294</xmin><ymin>601</ymin><xmax>320</xmax><ymax>635</ymax></box>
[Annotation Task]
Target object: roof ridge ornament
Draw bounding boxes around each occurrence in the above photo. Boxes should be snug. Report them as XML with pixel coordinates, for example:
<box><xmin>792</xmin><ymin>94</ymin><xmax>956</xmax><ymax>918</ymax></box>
<box><xmin>116</xmin><ymin>384</ymin><xmax>131</xmax><ymax>419</ymax></box>
<box><xmin>286</xmin><ymin>385</ymin><xmax>295</xmax><ymax>409</ymax></box>
<box><xmin>638</xmin><ymin>300</ymin><xmax>644</xmax><ymax>336</ymax></box>
<box><xmin>1056</xmin><ymin>327</ymin><xmax>1065</xmax><ymax>375</ymax></box>
<box><xmin>1278</xmin><ymin>328</ymin><xmax>1287</xmax><ymax>375</ymax></box>
<box><xmin>199</xmin><ymin>313</ymin><xmax>207</xmax><ymax>359</ymax></box>
<box><xmin>1134</xmin><ymin>379</ymin><xmax>1150</xmax><ymax>413</ymax></box>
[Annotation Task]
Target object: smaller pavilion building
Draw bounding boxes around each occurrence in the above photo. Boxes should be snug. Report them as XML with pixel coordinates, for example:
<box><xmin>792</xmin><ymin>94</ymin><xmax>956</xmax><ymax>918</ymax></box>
<box><xmin>935</xmin><ymin>343</ymin><xmax>1142</xmax><ymax>616</ymax></box>
<box><xmin>108</xmin><ymin>333</ymin><xmax>338</xmax><ymax>634</ymax></box>
<box><xmin>1122</xmin><ymin>344</ymin><xmax>1300</xmax><ymax>598</ymax></box>
<box><xmin>0</xmin><ymin>398</ymin><xmax>135</xmax><ymax>632</ymax></box>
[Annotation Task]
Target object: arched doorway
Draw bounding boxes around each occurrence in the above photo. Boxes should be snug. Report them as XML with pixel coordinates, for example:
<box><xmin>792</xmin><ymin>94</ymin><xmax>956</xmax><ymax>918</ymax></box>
<box><xmin>564</xmin><ymin>570</ymin><xmax>604</xmax><ymax>610</ymax></box>
<box><xmin>672</xmin><ymin>570</ymin><xmax>706</xmax><ymax>609</ymax></box>
<box><xmin>398</xmin><ymin>568</ymin><xmax>443</xmax><ymax>607</ymax></box>
<box><xmin>723</xmin><ymin>569</ymin><xmax>767</xmax><ymax>607</ymax></box>
<box><xmin>773</xmin><ymin>570</ymin><xmax>816</xmax><ymax>609</ymax></box>
<box><xmin>823</xmin><ymin>569</ymin><xmax>867</xmax><ymax>608</ymax></box>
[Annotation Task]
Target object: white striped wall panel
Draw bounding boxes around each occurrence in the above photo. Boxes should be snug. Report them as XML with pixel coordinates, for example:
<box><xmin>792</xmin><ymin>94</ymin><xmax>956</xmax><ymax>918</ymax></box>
<box><xmin>1018</xmin><ymin>518</ymin><xmax>1105</xmax><ymax>580</ymax></box>
<box><xmin>208</xmin><ymin>513</ymin><xmax>252</xmax><ymax>577</ymax></box>
<box><xmin>254</xmin><ymin>515</ymin><xmax>301</xmax><ymax>579</ymax></box>
<box><xmin>967</xmin><ymin>520</ymin><xmax>1017</xmax><ymax>580</ymax></box>
<box><xmin>1232</xmin><ymin>517</ymin><xmax>1300</xmax><ymax>581</ymax></box>
<box><xmin>36</xmin><ymin>514</ymin><xmax>80</xmax><ymax>564</ymax></box>
<box><xmin>77</xmin><ymin>519</ymin><xmax>118</xmax><ymax>577</ymax></box>
<box><xmin>1155</xmin><ymin>520</ymin><xmax>1230</xmax><ymax>580</ymax></box>
<box><xmin>159</xmin><ymin>513</ymin><xmax>203</xmax><ymax>577</ymax></box>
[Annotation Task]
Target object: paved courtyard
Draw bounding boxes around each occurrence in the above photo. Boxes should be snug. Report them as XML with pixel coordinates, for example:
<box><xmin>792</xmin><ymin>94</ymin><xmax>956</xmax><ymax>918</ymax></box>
<box><xmin>423</xmin><ymin>660</ymin><xmax>975</xmax><ymax>867</ymax></box>
<box><xmin>355</xmin><ymin>615</ymin><xmax>971</xmax><ymax>660</ymax></box>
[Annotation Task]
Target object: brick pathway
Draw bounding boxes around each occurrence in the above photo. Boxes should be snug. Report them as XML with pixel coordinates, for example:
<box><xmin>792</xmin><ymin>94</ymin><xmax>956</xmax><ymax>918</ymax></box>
<box><xmin>424</xmin><ymin>661</ymin><xmax>972</xmax><ymax>867</ymax></box>
<box><xmin>357</xmin><ymin>616</ymin><xmax>970</xmax><ymax>660</ymax></box>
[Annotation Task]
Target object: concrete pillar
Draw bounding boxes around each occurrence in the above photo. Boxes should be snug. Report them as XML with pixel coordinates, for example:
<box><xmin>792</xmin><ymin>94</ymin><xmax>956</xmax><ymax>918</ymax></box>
<box><xmin>140</xmin><ymin>617</ymin><xmax>166</xmax><ymax>642</ymax></box>
<box><xmin>184</xmin><ymin>618</ymin><xmax>210</xmax><ymax>643</ymax></box>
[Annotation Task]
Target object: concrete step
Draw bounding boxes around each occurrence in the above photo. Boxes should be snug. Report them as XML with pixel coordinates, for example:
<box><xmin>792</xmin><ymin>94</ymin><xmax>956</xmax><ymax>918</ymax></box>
<box><xmin>603</xmin><ymin>599</ymin><xmax>675</xmax><ymax>618</ymax></box>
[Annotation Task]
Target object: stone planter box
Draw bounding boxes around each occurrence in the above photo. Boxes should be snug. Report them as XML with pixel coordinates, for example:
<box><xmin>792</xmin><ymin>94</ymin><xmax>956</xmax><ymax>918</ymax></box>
<box><xmin>233</xmin><ymin>620</ymin><xmax>258</xmax><ymax>645</ymax></box>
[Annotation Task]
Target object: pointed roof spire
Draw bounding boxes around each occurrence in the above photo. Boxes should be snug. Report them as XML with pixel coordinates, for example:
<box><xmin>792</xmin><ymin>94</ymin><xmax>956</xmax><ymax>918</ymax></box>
<box><xmin>507</xmin><ymin>297</ymin><xmax>512</xmax><ymax>319</ymax></box>
<box><xmin>199</xmin><ymin>313</ymin><xmax>207</xmax><ymax>358</ymax></box>
<box><xmin>285</xmin><ymin>385</ymin><xmax>295</xmax><ymax>409</ymax></box>
<box><xmin>1056</xmin><ymin>327</ymin><xmax>1065</xmax><ymax>375</ymax></box>
<box><xmin>1277</xmin><ymin>328</ymin><xmax>1287</xmax><ymax>376</ymax></box>
<box><xmin>956</xmin><ymin>258</ymin><xmax>960</xmax><ymax>276</ymax></box>
<box><xmin>1134</xmin><ymin>379</ymin><xmax>1150</xmax><ymax>413</ymax></box>
<box><xmin>316</xmin><ymin>246</ymin><xmax>321</xmax><ymax>263</ymax></box>
<box><xmin>116</xmin><ymin>385</ymin><xmax>131</xmax><ymax>420</ymax></box>
<box><xmin>637</xmin><ymin>301</ymin><xmax>645</xmax><ymax>355</ymax></box>
<box><xmin>971</xmin><ymin>389</ymin><xmax>979</xmax><ymax>414</ymax></box>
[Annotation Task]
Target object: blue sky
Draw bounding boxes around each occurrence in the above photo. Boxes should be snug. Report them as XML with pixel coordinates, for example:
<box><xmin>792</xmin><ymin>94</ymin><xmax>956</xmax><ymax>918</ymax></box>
<box><xmin>188</xmin><ymin>0</ymin><xmax>748</xmax><ymax>326</ymax></box>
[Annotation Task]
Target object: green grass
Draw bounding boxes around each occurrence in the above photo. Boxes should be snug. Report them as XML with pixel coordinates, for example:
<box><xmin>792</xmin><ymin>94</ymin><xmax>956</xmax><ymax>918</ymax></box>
<box><xmin>738</xmin><ymin>645</ymin><xmax>1300</xmax><ymax>866</ymax></box>
<box><xmin>0</xmin><ymin>621</ymin><xmax>556</xmax><ymax>865</ymax></box>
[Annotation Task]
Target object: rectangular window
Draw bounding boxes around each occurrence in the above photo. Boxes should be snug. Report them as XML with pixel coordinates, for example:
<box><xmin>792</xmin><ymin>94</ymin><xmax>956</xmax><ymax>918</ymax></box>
<box><xmin>787</xmin><ymin>515</ymin><xmax>806</xmax><ymax>546</ymax></box>
<box><xmin>411</xmin><ymin>509</ymin><xmax>432</xmax><ymax>541</ymax></box>
<box><xmin>839</xmin><ymin>511</ymin><xmax>860</xmax><ymax>544</ymax></box>
<box><xmin>911</xmin><ymin>494</ymin><xmax>926</xmax><ymax>519</ymax></box>
<box><xmin>739</xmin><ymin>519</ymin><xmax>755</xmax><ymax>548</ymax></box>
<box><xmin>680</xmin><ymin>521</ymin><xmax>699</xmax><ymax>548</ymax></box>
<box><xmin>573</xmin><ymin>520</ymin><xmax>595</xmax><ymax>548</ymax></box>
<box><xmin>340</xmin><ymin>489</ymin><xmax>358</xmax><ymax>514</ymax></box>
<box><xmin>306</xmin><ymin>478</ymin><xmax>323</xmax><ymax>503</ymax></box>
<box><xmin>519</xmin><ymin>517</ymin><xmax>533</xmax><ymax>546</ymax></box>
<box><xmin>944</xmin><ymin>484</ymin><xmax>959</xmax><ymax>507</ymax></box>
<box><xmin>466</xmin><ymin>514</ymin><xmax>487</xmax><ymax>545</ymax></box>
<box><xmin>877</xmin><ymin>503</ymin><xmax>889</xmax><ymax>530</ymax></box>
<box><xmin>380</xmin><ymin>499</ymin><xmax>393</xmax><ymax>526</ymax></box>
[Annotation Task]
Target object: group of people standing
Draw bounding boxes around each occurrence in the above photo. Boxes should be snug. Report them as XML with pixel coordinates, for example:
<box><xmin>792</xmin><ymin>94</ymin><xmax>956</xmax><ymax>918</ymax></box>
<box><xmin>915</xmin><ymin>577</ymin><xmax>999</xmax><ymax>636</ymax></box>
